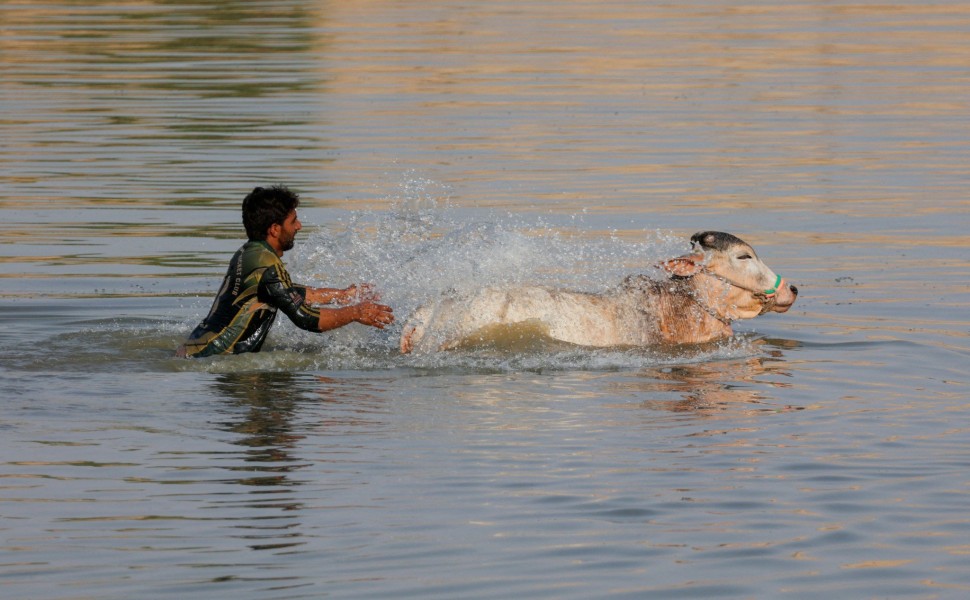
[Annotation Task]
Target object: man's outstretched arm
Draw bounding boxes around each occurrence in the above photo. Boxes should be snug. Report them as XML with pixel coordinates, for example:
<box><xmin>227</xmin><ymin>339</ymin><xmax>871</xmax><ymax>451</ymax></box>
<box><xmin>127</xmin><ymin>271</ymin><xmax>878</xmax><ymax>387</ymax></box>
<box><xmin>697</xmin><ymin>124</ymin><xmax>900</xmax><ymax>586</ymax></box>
<box><xmin>300</xmin><ymin>283</ymin><xmax>379</xmax><ymax>306</ymax></box>
<box><xmin>315</xmin><ymin>301</ymin><xmax>394</xmax><ymax>332</ymax></box>
<box><xmin>262</xmin><ymin>267</ymin><xmax>393</xmax><ymax>333</ymax></box>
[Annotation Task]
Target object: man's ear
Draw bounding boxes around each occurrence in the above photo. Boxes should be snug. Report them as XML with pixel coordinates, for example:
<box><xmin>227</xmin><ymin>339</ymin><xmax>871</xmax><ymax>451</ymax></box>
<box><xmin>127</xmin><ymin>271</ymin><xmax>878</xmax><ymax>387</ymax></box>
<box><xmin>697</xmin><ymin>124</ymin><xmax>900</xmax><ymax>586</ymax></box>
<box><xmin>659</xmin><ymin>254</ymin><xmax>703</xmax><ymax>277</ymax></box>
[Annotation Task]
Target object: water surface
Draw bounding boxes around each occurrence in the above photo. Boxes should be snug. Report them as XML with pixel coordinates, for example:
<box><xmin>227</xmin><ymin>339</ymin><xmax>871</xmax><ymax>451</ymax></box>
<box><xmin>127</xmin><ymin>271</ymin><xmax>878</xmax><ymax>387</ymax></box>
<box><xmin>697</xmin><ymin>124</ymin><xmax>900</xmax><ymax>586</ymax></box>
<box><xmin>2</xmin><ymin>1</ymin><xmax>969</xmax><ymax>598</ymax></box>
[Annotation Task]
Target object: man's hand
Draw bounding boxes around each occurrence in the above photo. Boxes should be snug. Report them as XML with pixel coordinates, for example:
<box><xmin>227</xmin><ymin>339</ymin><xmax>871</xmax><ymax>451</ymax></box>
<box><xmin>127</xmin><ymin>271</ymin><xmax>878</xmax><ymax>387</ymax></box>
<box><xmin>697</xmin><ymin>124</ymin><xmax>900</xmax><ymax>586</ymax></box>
<box><xmin>354</xmin><ymin>301</ymin><xmax>394</xmax><ymax>329</ymax></box>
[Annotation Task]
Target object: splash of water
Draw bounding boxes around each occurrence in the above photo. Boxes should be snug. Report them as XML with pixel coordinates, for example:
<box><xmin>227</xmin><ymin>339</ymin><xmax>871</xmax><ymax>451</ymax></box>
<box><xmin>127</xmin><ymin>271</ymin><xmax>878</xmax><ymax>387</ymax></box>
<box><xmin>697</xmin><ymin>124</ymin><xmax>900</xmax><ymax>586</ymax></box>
<box><xmin>262</xmin><ymin>172</ymin><xmax>761</xmax><ymax>372</ymax></box>
<box><xmin>294</xmin><ymin>173</ymin><xmax>683</xmax><ymax>312</ymax></box>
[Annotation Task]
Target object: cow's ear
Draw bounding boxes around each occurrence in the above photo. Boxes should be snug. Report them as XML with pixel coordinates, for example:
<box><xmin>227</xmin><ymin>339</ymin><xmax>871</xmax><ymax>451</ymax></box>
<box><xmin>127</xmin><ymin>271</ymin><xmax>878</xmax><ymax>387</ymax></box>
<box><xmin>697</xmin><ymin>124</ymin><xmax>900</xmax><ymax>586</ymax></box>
<box><xmin>659</xmin><ymin>254</ymin><xmax>703</xmax><ymax>277</ymax></box>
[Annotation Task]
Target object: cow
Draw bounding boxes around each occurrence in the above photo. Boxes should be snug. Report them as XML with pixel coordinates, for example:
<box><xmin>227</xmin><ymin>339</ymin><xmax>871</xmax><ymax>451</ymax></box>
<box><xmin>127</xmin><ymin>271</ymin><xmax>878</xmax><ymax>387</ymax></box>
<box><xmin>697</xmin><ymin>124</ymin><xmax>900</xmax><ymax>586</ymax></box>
<box><xmin>399</xmin><ymin>231</ymin><xmax>798</xmax><ymax>353</ymax></box>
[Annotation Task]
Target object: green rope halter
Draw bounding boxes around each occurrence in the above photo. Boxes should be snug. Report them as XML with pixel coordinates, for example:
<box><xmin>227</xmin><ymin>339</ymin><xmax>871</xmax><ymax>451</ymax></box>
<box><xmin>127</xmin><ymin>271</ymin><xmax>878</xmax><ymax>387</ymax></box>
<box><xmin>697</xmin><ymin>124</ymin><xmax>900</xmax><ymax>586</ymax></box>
<box><xmin>763</xmin><ymin>274</ymin><xmax>782</xmax><ymax>297</ymax></box>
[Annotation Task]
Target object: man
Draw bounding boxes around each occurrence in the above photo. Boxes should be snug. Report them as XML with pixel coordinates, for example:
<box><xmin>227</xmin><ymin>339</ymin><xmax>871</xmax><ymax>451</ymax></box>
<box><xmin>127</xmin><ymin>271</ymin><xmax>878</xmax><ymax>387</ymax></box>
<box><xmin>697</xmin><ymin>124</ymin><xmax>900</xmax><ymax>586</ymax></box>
<box><xmin>178</xmin><ymin>185</ymin><xmax>394</xmax><ymax>358</ymax></box>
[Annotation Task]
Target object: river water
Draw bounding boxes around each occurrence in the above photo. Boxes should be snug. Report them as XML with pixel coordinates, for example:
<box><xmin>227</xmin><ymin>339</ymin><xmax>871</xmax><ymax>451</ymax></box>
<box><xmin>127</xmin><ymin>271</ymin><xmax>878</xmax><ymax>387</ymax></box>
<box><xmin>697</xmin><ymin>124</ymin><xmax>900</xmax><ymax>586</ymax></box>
<box><xmin>2</xmin><ymin>1</ymin><xmax>969</xmax><ymax>598</ymax></box>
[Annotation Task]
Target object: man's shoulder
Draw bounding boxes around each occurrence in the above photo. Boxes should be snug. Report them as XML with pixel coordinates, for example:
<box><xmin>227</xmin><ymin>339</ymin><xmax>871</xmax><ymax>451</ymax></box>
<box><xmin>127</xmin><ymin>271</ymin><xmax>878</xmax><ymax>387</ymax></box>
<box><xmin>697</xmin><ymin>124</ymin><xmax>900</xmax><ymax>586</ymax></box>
<box><xmin>241</xmin><ymin>240</ymin><xmax>282</xmax><ymax>265</ymax></box>
<box><xmin>236</xmin><ymin>241</ymin><xmax>284</xmax><ymax>281</ymax></box>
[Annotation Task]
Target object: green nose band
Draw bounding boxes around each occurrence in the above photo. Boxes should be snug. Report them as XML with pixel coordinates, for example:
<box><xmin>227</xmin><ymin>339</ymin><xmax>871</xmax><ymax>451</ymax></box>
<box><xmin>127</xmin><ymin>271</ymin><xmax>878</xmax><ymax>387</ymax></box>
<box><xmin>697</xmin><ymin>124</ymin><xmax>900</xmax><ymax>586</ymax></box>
<box><xmin>764</xmin><ymin>274</ymin><xmax>782</xmax><ymax>297</ymax></box>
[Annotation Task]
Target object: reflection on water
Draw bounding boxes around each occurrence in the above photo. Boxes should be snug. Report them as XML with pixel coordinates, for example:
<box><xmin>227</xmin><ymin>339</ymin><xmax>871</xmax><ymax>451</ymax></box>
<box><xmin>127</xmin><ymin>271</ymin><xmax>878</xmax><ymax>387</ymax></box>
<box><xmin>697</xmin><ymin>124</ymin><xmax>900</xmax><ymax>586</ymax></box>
<box><xmin>1</xmin><ymin>0</ymin><xmax>969</xmax><ymax>598</ymax></box>
<box><xmin>1</xmin><ymin>337</ymin><xmax>968</xmax><ymax>598</ymax></box>
<box><xmin>4</xmin><ymin>1</ymin><xmax>970</xmax><ymax>232</ymax></box>
<box><xmin>625</xmin><ymin>340</ymin><xmax>801</xmax><ymax>414</ymax></box>
<box><xmin>214</xmin><ymin>372</ymin><xmax>307</xmax><ymax>491</ymax></box>
<box><xmin>2</xmin><ymin>0</ymin><xmax>324</xmax><ymax>208</ymax></box>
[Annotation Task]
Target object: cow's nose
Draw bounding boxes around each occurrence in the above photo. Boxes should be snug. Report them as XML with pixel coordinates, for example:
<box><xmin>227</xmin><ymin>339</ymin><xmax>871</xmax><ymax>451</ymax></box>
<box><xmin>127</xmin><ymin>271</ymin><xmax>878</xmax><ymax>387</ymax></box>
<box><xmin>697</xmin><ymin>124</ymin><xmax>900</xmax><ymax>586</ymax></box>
<box><xmin>789</xmin><ymin>284</ymin><xmax>799</xmax><ymax>296</ymax></box>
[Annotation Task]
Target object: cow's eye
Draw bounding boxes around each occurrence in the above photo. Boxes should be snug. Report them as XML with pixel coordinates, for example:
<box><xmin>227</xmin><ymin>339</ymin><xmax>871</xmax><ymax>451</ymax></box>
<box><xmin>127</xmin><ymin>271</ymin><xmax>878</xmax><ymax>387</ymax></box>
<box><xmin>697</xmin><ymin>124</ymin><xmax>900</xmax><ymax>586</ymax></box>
<box><xmin>738</xmin><ymin>253</ymin><xmax>752</xmax><ymax>260</ymax></box>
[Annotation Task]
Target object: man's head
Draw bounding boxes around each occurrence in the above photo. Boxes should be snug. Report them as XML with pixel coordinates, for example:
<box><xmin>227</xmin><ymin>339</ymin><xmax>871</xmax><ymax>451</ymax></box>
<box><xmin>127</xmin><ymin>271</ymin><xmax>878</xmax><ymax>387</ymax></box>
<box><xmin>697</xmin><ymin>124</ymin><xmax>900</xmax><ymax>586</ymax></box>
<box><xmin>242</xmin><ymin>185</ymin><xmax>301</xmax><ymax>243</ymax></box>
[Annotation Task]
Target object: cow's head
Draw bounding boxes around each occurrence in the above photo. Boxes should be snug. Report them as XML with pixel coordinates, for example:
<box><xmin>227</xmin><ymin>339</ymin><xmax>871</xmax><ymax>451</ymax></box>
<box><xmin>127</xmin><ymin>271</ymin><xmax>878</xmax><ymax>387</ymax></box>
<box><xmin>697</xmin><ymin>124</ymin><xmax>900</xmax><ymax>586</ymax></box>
<box><xmin>661</xmin><ymin>231</ymin><xmax>798</xmax><ymax>321</ymax></box>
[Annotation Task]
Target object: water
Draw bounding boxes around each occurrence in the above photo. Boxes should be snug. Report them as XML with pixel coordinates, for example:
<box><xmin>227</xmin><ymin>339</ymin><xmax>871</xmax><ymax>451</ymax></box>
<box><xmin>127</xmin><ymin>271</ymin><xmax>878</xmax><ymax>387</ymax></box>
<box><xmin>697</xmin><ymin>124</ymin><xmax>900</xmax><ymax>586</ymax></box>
<box><xmin>2</xmin><ymin>1</ymin><xmax>969</xmax><ymax>598</ymax></box>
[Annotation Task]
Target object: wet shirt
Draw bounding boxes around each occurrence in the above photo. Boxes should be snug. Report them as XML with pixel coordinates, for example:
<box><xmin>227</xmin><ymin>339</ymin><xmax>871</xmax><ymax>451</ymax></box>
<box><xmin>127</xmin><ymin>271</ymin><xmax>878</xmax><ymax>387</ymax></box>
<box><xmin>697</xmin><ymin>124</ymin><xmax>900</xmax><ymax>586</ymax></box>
<box><xmin>182</xmin><ymin>240</ymin><xmax>321</xmax><ymax>357</ymax></box>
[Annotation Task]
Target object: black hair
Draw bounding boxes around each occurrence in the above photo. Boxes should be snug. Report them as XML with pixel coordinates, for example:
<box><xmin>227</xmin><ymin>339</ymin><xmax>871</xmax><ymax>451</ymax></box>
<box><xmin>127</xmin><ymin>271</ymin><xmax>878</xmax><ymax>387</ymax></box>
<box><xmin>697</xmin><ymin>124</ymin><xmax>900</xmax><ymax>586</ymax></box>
<box><xmin>242</xmin><ymin>185</ymin><xmax>300</xmax><ymax>241</ymax></box>
<box><xmin>690</xmin><ymin>231</ymin><xmax>746</xmax><ymax>252</ymax></box>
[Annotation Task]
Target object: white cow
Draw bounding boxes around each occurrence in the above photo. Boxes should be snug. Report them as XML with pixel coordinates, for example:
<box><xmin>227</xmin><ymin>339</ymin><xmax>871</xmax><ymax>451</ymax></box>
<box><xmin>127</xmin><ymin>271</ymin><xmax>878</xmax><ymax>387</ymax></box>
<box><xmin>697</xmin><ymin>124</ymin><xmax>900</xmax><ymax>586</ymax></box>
<box><xmin>400</xmin><ymin>231</ymin><xmax>798</xmax><ymax>353</ymax></box>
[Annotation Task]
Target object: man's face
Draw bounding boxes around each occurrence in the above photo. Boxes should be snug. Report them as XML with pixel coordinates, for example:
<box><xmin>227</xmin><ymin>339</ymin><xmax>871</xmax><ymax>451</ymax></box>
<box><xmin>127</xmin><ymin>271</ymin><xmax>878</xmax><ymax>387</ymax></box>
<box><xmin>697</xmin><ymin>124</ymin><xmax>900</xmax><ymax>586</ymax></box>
<box><xmin>278</xmin><ymin>210</ymin><xmax>302</xmax><ymax>252</ymax></box>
